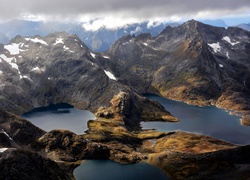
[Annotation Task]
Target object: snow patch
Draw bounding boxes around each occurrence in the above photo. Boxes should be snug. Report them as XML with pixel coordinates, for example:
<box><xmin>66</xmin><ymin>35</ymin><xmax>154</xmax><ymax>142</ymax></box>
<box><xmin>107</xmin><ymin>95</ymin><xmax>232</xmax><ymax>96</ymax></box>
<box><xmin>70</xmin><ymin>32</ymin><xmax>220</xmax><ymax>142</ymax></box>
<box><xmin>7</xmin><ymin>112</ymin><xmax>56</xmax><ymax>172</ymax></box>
<box><xmin>0</xmin><ymin>148</ymin><xmax>8</xmax><ymax>153</ymax></box>
<box><xmin>54</xmin><ymin>37</ymin><xmax>64</xmax><ymax>45</ymax></box>
<box><xmin>222</xmin><ymin>36</ymin><xmax>240</xmax><ymax>46</ymax></box>
<box><xmin>103</xmin><ymin>56</ymin><xmax>109</xmax><ymax>59</ymax></box>
<box><xmin>207</xmin><ymin>42</ymin><xmax>221</xmax><ymax>53</ymax></box>
<box><xmin>63</xmin><ymin>45</ymin><xmax>74</xmax><ymax>53</ymax></box>
<box><xmin>219</xmin><ymin>64</ymin><xmax>224</xmax><ymax>68</ymax></box>
<box><xmin>4</xmin><ymin>43</ymin><xmax>27</xmax><ymax>55</ymax></box>
<box><xmin>25</xmin><ymin>37</ymin><xmax>48</xmax><ymax>45</ymax></box>
<box><xmin>31</xmin><ymin>66</ymin><xmax>40</xmax><ymax>71</ymax></box>
<box><xmin>130</xmin><ymin>26</ymin><xmax>142</xmax><ymax>35</ymax></box>
<box><xmin>104</xmin><ymin>70</ymin><xmax>117</xmax><ymax>80</ymax></box>
<box><xmin>21</xmin><ymin>75</ymin><xmax>31</xmax><ymax>81</ymax></box>
<box><xmin>143</xmin><ymin>43</ymin><xmax>148</xmax><ymax>46</ymax></box>
<box><xmin>0</xmin><ymin>70</ymin><xmax>3</xmax><ymax>74</ymax></box>
<box><xmin>226</xmin><ymin>52</ymin><xmax>230</xmax><ymax>59</ymax></box>
<box><xmin>3</xmin><ymin>130</ymin><xmax>12</xmax><ymax>140</ymax></box>
<box><xmin>122</xmin><ymin>42</ymin><xmax>129</xmax><ymax>46</ymax></box>
<box><xmin>90</xmin><ymin>52</ymin><xmax>96</xmax><ymax>59</ymax></box>
<box><xmin>0</xmin><ymin>54</ymin><xmax>13</xmax><ymax>62</ymax></box>
<box><xmin>0</xmin><ymin>54</ymin><xmax>21</xmax><ymax>76</ymax></box>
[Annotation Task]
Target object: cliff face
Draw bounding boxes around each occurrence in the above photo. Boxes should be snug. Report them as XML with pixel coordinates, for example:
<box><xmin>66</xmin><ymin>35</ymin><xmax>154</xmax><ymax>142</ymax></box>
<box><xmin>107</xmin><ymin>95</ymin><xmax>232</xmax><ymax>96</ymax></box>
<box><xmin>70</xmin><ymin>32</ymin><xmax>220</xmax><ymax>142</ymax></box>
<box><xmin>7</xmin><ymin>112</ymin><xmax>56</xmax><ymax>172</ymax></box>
<box><xmin>99</xmin><ymin>20</ymin><xmax>250</xmax><ymax>121</ymax></box>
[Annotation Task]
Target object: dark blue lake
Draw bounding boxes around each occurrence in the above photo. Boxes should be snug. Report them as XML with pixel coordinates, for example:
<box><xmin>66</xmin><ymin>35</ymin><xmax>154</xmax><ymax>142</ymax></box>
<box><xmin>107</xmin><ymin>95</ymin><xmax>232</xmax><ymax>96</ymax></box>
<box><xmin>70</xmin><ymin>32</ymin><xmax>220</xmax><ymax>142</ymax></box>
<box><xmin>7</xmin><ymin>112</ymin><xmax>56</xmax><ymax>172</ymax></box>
<box><xmin>22</xmin><ymin>103</ymin><xmax>95</xmax><ymax>134</ymax></box>
<box><xmin>74</xmin><ymin>160</ymin><xmax>169</xmax><ymax>180</ymax></box>
<box><xmin>142</xmin><ymin>94</ymin><xmax>250</xmax><ymax>145</ymax></box>
<box><xmin>21</xmin><ymin>95</ymin><xmax>250</xmax><ymax>180</ymax></box>
<box><xmin>22</xmin><ymin>103</ymin><xmax>170</xmax><ymax>180</ymax></box>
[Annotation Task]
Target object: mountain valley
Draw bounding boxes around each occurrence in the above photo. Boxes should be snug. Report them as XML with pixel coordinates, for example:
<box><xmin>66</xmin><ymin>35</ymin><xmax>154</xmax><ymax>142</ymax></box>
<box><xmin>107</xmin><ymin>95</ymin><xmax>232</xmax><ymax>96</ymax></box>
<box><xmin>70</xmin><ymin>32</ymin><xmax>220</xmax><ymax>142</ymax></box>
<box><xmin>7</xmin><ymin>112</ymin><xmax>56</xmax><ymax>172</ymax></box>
<box><xmin>0</xmin><ymin>20</ymin><xmax>250</xmax><ymax>179</ymax></box>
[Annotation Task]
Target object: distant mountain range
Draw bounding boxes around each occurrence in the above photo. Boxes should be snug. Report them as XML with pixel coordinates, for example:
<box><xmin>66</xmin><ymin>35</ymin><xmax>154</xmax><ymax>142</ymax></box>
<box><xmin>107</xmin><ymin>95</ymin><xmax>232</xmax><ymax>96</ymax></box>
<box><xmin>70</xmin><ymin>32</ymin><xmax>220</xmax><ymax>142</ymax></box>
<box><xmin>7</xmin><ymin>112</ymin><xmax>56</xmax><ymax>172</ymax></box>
<box><xmin>235</xmin><ymin>23</ymin><xmax>250</xmax><ymax>31</ymax></box>
<box><xmin>0</xmin><ymin>19</ymin><xmax>179</xmax><ymax>52</ymax></box>
<box><xmin>2</xmin><ymin>18</ymin><xmax>249</xmax><ymax>52</ymax></box>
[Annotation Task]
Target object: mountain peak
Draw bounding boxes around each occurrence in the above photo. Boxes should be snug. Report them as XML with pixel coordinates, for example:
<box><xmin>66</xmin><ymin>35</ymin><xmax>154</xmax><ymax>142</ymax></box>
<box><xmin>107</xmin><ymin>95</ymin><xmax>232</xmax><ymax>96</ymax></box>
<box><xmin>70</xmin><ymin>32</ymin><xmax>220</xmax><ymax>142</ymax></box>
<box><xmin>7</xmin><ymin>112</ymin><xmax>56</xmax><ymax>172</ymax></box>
<box><xmin>183</xmin><ymin>19</ymin><xmax>200</xmax><ymax>27</ymax></box>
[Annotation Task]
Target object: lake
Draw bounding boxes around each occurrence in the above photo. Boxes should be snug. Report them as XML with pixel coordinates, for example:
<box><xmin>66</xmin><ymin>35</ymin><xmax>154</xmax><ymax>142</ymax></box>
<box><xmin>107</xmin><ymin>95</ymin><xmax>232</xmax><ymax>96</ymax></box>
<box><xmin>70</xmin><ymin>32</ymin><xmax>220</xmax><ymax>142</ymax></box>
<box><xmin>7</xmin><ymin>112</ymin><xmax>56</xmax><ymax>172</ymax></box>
<box><xmin>74</xmin><ymin>160</ymin><xmax>169</xmax><ymax>180</ymax></box>
<box><xmin>22</xmin><ymin>103</ymin><xmax>170</xmax><ymax>180</ymax></box>
<box><xmin>21</xmin><ymin>96</ymin><xmax>250</xmax><ymax>179</ymax></box>
<box><xmin>22</xmin><ymin>103</ymin><xmax>95</xmax><ymax>134</ymax></box>
<box><xmin>142</xmin><ymin>94</ymin><xmax>250</xmax><ymax>145</ymax></box>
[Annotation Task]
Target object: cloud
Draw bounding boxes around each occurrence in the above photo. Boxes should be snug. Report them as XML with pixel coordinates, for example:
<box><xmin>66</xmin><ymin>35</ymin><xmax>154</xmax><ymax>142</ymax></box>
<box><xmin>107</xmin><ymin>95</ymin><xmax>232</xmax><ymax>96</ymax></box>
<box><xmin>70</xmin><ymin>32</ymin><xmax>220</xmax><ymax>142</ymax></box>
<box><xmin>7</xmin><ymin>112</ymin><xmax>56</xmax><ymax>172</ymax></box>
<box><xmin>0</xmin><ymin>0</ymin><xmax>250</xmax><ymax>24</ymax></box>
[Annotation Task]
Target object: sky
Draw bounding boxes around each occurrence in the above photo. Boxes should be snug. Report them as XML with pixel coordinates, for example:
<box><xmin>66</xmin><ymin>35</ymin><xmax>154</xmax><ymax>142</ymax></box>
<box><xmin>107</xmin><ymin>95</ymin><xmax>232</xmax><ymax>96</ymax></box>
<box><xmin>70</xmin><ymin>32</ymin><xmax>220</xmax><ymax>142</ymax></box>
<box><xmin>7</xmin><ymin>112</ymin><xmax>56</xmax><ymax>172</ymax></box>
<box><xmin>0</xmin><ymin>0</ymin><xmax>250</xmax><ymax>29</ymax></box>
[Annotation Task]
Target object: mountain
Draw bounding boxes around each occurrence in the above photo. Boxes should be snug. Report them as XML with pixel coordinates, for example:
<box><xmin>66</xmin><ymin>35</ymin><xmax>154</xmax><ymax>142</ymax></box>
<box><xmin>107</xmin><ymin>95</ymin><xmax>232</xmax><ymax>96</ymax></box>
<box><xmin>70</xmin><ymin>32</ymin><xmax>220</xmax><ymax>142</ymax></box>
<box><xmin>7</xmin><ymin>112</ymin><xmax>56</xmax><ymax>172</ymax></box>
<box><xmin>201</xmin><ymin>19</ymin><xmax>228</xmax><ymax>27</ymax></box>
<box><xmin>0</xmin><ymin>19</ymin><xmax>44</xmax><ymax>39</ymax></box>
<box><xmin>0</xmin><ymin>19</ymin><xmax>178</xmax><ymax>52</ymax></box>
<box><xmin>236</xmin><ymin>23</ymin><xmax>250</xmax><ymax>31</ymax></box>
<box><xmin>80</xmin><ymin>22</ymin><xmax>178</xmax><ymax>52</ymax></box>
<box><xmin>1</xmin><ymin>24</ymin><xmax>250</xmax><ymax>179</ymax></box>
<box><xmin>96</xmin><ymin>20</ymin><xmax>250</xmax><ymax>124</ymax></box>
<box><xmin>0</xmin><ymin>32</ymin><xmax>175</xmax><ymax>127</ymax></box>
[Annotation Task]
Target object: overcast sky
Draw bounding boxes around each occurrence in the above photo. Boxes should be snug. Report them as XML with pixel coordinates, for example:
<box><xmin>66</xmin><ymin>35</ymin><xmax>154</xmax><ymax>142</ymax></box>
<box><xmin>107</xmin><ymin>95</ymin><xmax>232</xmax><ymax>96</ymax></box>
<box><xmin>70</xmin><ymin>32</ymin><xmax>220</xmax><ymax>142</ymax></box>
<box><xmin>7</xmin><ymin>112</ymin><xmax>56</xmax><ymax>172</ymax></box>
<box><xmin>0</xmin><ymin>0</ymin><xmax>249</xmax><ymax>28</ymax></box>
